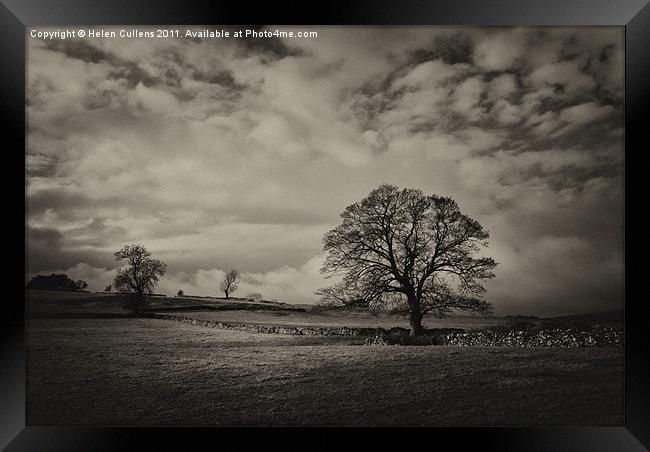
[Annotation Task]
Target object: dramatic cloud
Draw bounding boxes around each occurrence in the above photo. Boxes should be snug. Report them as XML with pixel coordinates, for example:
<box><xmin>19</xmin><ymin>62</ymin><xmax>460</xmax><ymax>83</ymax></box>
<box><xmin>26</xmin><ymin>26</ymin><xmax>624</xmax><ymax>316</ymax></box>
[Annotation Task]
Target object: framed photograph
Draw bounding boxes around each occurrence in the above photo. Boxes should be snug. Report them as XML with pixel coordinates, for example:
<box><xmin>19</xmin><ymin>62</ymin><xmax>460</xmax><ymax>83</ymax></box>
<box><xmin>2</xmin><ymin>0</ymin><xmax>648</xmax><ymax>449</ymax></box>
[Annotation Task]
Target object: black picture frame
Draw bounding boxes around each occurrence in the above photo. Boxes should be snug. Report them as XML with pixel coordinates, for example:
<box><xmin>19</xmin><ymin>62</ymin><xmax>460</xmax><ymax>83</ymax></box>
<box><xmin>2</xmin><ymin>0</ymin><xmax>647</xmax><ymax>449</ymax></box>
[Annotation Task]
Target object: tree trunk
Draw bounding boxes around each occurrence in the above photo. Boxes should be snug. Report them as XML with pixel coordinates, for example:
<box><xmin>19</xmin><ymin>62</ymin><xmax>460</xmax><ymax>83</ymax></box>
<box><xmin>409</xmin><ymin>311</ymin><xmax>424</xmax><ymax>336</ymax></box>
<box><xmin>407</xmin><ymin>293</ymin><xmax>424</xmax><ymax>336</ymax></box>
<box><xmin>225</xmin><ymin>290</ymin><xmax>229</xmax><ymax>299</ymax></box>
<box><xmin>135</xmin><ymin>290</ymin><xmax>144</xmax><ymax>315</ymax></box>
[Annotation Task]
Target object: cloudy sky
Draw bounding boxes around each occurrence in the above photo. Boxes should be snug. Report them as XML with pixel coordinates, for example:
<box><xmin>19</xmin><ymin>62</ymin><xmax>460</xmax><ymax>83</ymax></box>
<box><xmin>26</xmin><ymin>26</ymin><xmax>624</xmax><ymax>316</ymax></box>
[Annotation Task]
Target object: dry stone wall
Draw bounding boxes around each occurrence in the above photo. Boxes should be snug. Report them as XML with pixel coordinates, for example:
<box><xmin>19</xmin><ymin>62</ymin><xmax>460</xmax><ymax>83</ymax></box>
<box><xmin>151</xmin><ymin>313</ymin><xmax>623</xmax><ymax>347</ymax></box>
<box><xmin>441</xmin><ymin>327</ymin><xmax>623</xmax><ymax>347</ymax></box>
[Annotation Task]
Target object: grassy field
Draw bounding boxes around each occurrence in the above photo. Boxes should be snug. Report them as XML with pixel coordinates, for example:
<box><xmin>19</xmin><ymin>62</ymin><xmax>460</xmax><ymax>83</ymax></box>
<box><xmin>27</xmin><ymin>290</ymin><xmax>621</xmax><ymax>331</ymax></box>
<box><xmin>26</xmin><ymin>290</ymin><xmax>508</xmax><ymax>330</ymax></box>
<box><xmin>27</xmin><ymin>318</ymin><xmax>624</xmax><ymax>426</ymax></box>
<box><xmin>163</xmin><ymin>309</ymin><xmax>508</xmax><ymax>330</ymax></box>
<box><xmin>26</xmin><ymin>290</ymin><xmax>300</xmax><ymax>317</ymax></box>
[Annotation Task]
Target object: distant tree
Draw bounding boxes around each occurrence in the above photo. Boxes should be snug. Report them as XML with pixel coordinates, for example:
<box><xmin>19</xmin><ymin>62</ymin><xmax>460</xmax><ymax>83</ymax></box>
<box><xmin>104</xmin><ymin>284</ymin><xmax>112</xmax><ymax>293</ymax></box>
<box><xmin>26</xmin><ymin>274</ymin><xmax>78</xmax><ymax>291</ymax></box>
<box><xmin>177</xmin><ymin>290</ymin><xmax>184</xmax><ymax>297</ymax></box>
<box><xmin>76</xmin><ymin>280</ymin><xmax>88</xmax><ymax>292</ymax></box>
<box><xmin>113</xmin><ymin>244</ymin><xmax>167</xmax><ymax>314</ymax></box>
<box><xmin>317</xmin><ymin>184</ymin><xmax>497</xmax><ymax>336</ymax></box>
<box><xmin>246</xmin><ymin>293</ymin><xmax>263</xmax><ymax>301</ymax></box>
<box><xmin>219</xmin><ymin>269</ymin><xmax>240</xmax><ymax>298</ymax></box>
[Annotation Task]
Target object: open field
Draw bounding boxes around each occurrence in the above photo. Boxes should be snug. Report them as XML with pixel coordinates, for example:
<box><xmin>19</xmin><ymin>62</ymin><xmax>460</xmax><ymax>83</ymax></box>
<box><xmin>162</xmin><ymin>309</ymin><xmax>508</xmax><ymax>331</ymax></box>
<box><xmin>26</xmin><ymin>290</ymin><xmax>302</xmax><ymax>317</ymax></box>
<box><xmin>27</xmin><ymin>318</ymin><xmax>624</xmax><ymax>426</ymax></box>
<box><xmin>26</xmin><ymin>290</ymin><xmax>623</xmax><ymax>331</ymax></box>
<box><xmin>26</xmin><ymin>290</ymin><xmax>509</xmax><ymax>330</ymax></box>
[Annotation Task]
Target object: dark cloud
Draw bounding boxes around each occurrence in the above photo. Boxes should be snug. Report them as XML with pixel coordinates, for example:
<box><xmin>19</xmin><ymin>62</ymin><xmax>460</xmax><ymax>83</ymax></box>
<box><xmin>26</xmin><ymin>226</ymin><xmax>117</xmax><ymax>273</ymax></box>
<box><xmin>26</xmin><ymin>152</ymin><xmax>58</xmax><ymax>177</ymax></box>
<box><xmin>190</xmin><ymin>68</ymin><xmax>246</xmax><ymax>92</ymax></box>
<box><xmin>27</xmin><ymin>190</ymin><xmax>90</xmax><ymax>218</ymax></box>
<box><xmin>106</xmin><ymin>61</ymin><xmax>158</xmax><ymax>88</ymax></box>
<box><xmin>409</xmin><ymin>31</ymin><xmax>475</xmax><ymax>65</ymax></box>
<box><xmin>43</xmin><ymin>39</ymin><xmax>113</xmax><ymax>64</ymax></box>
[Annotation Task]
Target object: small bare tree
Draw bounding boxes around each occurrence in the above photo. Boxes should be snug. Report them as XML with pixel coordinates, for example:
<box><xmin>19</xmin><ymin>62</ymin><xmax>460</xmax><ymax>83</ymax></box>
<box><xmin>220</xmin><ymin>269</ymin><xmax>240</xmax><ymax>298</ymax></box>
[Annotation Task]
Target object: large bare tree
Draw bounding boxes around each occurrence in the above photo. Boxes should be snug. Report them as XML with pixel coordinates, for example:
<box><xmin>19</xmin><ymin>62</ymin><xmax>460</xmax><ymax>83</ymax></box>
<box><xmin>113</xmin><ymin>244</ymin><xmax>167</xmax><ymax>313</ymax></box>
<box><xmin>318</xmin><ymin>184</ymin><xmax>497</xmax><ymax>336</ymax></box>
<box><xmin>220</xmin><ymin>269</ymin><xmax>240</xmax><ymax>298</ymax></box>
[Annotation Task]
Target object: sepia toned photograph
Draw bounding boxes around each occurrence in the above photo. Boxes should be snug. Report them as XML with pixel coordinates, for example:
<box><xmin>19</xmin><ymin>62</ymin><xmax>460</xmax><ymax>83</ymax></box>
<box><xmin>25</xmin><ymin>25</ymin><xmax>624</xmax><ymax>426</ymax></box>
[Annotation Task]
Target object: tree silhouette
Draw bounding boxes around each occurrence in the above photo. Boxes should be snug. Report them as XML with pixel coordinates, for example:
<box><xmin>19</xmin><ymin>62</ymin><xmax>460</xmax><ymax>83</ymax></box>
<box><xmin>113</xmin><ymin>244</ymin><xmax>167</xmax><ymax>314</ymax></box>
<box><xmin>318</xmin><ymin>184</ymin><xmax>497</xmax><ymax>336</ymax></box>
<box><xmin>220</xmin><ymin>269</ymin><xmax>240</xmax><ymax>298</ymax></box>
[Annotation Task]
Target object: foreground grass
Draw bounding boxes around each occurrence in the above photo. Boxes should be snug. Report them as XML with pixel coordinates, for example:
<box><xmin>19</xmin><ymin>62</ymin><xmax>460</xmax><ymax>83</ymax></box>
<box><xmin>26</xmin><ymin>318</ymin><xmax>623</xmax><ymax>426</ymax></box>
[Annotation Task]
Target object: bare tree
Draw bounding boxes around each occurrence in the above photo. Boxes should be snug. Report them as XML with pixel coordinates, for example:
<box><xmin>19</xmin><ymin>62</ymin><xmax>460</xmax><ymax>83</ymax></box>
<box><xmin>113</xmin><ymin>244</ymin><xmax>167</xmax><ymax>314</ymax></box>
<box><xmin>318</xmin><ymin>184</ymin><xmax>497</xmax><ymax>336</ymax></box>
<box><xmin>220</xmin><ymin>269</ymin><xmax>240</xmax><ymax>298</ymax></box>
